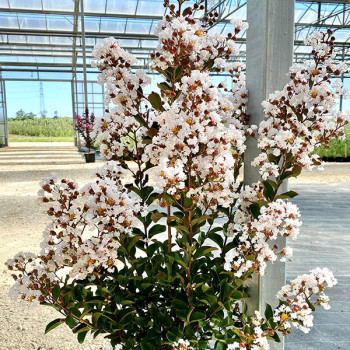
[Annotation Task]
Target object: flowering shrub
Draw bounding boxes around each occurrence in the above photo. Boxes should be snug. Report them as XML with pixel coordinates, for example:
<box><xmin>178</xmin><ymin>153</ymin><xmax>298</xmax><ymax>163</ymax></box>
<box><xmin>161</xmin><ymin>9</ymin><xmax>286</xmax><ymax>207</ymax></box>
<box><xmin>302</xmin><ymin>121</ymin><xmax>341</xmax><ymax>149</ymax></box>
<box><xmin>6</xmin><ymin>1</ymin><xmax>349</xmax><ymax>349</ymax></box>
<box><xmin>75</xmin><ymin>108</ymin><xmax>98</xmax><ymax>152</ymax></box>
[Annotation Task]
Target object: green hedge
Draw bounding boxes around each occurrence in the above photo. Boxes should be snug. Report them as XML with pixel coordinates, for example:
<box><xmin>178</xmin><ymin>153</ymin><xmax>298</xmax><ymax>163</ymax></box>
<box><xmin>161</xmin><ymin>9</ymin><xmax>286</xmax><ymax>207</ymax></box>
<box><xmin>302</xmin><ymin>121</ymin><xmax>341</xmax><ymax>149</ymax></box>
<box><xmin>9</xmin><ymin>118</ymin><xmax>74</xmax><ymax>137</ymax></box>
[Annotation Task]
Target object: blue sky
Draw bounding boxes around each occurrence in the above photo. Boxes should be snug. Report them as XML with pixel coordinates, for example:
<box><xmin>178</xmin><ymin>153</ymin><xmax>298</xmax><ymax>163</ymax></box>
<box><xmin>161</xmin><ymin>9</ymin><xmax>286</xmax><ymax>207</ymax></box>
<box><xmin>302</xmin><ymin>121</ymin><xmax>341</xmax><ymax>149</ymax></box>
<box><xmin>4</xmin><ymin>78</ymin><xmax>350</xmax><ymax>120</ymax></box>
<box><xmin>5</xmin><ymin>81</ymin><xmax>73</xmax><ymax>119</ymax></box>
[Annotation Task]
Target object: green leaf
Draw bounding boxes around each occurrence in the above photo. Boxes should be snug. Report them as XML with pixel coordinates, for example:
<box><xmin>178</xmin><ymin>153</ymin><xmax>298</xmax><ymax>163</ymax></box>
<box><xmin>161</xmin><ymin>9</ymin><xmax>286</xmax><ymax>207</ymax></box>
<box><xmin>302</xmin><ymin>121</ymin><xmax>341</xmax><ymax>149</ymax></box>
<box><xmin>265</xmin><ymin>304</ymin><xmax>273</xmax><ymax>319</ymax></box>
<box><xmin>175</xmin><ymin>66</ymin><xmax>183</xmax><ymax>80</ymax></box>
<box><xmin>220</xmin><ymin>280</ymin><xmax>233</xmax><ymax>300</ymax></box>
<box><xmin>77</xmin><ymin>330</ymin><xmax>88</xmax><ymax>344</ymax></box>
<box><xmin>193</xmin><ymin>246</ymin><xmax>218</xmax><ymax>259</ymax></box>
<box><xmin>65</xmin><ymin>314</ymin><xmax>77</xmax><ymax>329</ymax></box>
<box><xmin>275</xmin><ymin>190</ymin><xmax>299</xmax><ymax>199</ymax></box>
<box><xmin>148</xmin><ymin>92</ymin><xmax>164</xmax><ymax>111</ymax></box>
<box><xmin>267</xmin><ymin>153</ymin><xmax>278</xmax><ymax>163</ymax></box>
<box><xmin>52</xmin><ymin>285</ymin><xmax>60</xmax><ymax>300</ymax></box>
<box><xmin>166</xmin><ymin>330</ymin><xmax>178</xmax><ymax>342</ymax></box>
<box><xmin>267</xmin><ymin>331</ymin><xmax>281</xmax><ymax>343</ymax></box>
<box><xmin>192</xmin><ymin>214</ymin><xmax>211</xmax><ymax>226</ymax></box>
<box><xmin>127</xmin><ymin>235</ymin><xmax>143</xmax><ymax>251</ymax></box>
<box><xmin>280</xmin><ymin>170</ymin><xmax>294</xmax><ymax>182</ymax></box>
<box><xmin>249</xmin><ymin>202</ymin><xmax>260</xmax><ymax>219</ymax></box>
<box><xmin>172</xmin><ymin>299</ymin><xmax>188</xmax><ymax>310</ymax></box>
<box><xmin>140</xmin><ymin>186</ymin><xmax>154</xmax><ymax>201</ymax></box>
<box><xmin>149</xmin><ymin>224</ymin><xmax>166</xmax><ymax>237</ymax></box>
<box><xmin>151</xmin><ymin>211</ymin><xmax>166</xmax><ymax>223</ymax></box>
<box><xmin>208</xmin><ymin>228</ymin><xmax>224</xmax><ymax>247</ymax></box>
<box><xmin>292</xmin><ymin>164</ymin><xmax>302</xmax><ymax>177</ymax></box>
<box><xmin>157</xmin><ymin>82</ymin><xmax>171</xmax><ymax>91</ymax></box>
<box><xmin>190</xmin><ymin>311</ymin><xmax>206</xmax><ymax>322</ymax></box>
<box><xmin>45</xmin><ymin>318</ymin><xmax>63</xmax><ymax>334</ymax></box>
<box><xmin>92</xmin><ymin>312</ymin><xmax>103</xmax><ymax>327</ymax></box>
<box><xmin>134</xmin><ymin>114</ymin><xmax>147</xmax><ymax>127</ymax></box>
<box><xmin>263</xmin><ymin>181</ymin><xmax>275</xmax><ymax>201</ymax></box>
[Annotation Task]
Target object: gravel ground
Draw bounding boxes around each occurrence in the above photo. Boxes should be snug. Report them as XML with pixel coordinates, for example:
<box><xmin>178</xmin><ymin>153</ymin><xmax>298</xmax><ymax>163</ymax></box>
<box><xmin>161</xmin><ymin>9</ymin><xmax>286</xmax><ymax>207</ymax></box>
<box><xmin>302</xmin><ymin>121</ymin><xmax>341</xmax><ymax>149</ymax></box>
<box><xmin>1</xmin><ymin>142</ymin><xmax>350</xmax><ymax>349</ymax></box>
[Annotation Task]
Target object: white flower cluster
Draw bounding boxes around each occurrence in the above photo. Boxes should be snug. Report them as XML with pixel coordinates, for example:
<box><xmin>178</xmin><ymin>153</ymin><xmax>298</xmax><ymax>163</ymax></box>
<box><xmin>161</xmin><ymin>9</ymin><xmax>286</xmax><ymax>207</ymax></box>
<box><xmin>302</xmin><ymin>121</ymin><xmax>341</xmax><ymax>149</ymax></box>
<box><xmin>143</xmin><ymin>70</ymin><xmax>246</xmax><ymax>208</ymax></box>
<box><xmin>228</xmin><ymin>326</ymin><xmax>269</xmax><ymax>350</ymax></box>
<box><xmin>172</xmin><ymin>339</ymin><xmax>194</xmax><ymax>350</ymax></box>
<box><xmin>230</xmin><ymin>18</ymin><xmax>249</xmax><ymax>31</ymax></box>
<box><xmin>6</xmin><ymin>164</ymin><xmax>144</xmax><ymax>301</ymax></box>
<box><xmin>255</xmin><ymin>31</ymin><xmax>350</xmax><ymax>180</ymax></box>
<box><xmin>92</xmin><ymin>37</ymin><xmax>152</xmax><ymax>161</ymax></box>
<box><xmin>225</xmin><ymin>198</ymin><xmax>301</xmax><ymax>276</ymax></box>
<box><xmin>275</xmin><ymin>267</ymin><xmax>337</xmax><ymax>334</ymax></box>
<box><xmin>151</xmin><ymin>15</ymin><xmax>239</xmax><ymax>71</ymax></box>
<box><xmin>6</xmin><ymin>252</ymin><xmax>56</xmax><ymax>304</ymax></box>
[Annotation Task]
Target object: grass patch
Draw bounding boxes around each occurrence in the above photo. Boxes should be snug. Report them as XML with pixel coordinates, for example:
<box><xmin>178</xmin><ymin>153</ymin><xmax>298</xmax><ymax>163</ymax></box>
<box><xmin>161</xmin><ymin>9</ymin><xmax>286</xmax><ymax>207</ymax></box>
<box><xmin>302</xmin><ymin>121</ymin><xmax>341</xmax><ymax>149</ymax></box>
<box><xmin>9</xmin><ymin>117</ymin><xmax>74</xmax><ymax>137</ymax></box>
<box><xmin>10</xmin><ymin>135</ymin><xmax>74</xmax><ymax>142</ymax></box>
<box><xmin>316</xmin><ymin>125</ymin><xmax>350</xmax><ymax>158</ymax></box>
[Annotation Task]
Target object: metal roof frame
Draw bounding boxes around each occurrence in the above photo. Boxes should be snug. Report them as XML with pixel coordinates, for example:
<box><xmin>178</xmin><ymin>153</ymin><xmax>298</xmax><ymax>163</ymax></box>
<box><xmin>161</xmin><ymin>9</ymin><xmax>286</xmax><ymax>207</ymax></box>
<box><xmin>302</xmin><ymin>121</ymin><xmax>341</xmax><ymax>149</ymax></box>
<box><xmin>0</xmin><ymin>0</ymin><xmax>349</xmax><ymax>77</ymax></box>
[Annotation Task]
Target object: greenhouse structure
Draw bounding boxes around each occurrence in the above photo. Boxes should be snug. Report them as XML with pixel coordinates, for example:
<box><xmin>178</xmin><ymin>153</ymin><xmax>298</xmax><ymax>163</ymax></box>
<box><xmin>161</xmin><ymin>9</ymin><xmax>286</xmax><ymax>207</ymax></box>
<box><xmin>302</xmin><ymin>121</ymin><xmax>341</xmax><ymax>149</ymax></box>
<box><xmin>0</xmin><ymin>0</ymin><xmax>349</xmax><ymax>147</ymax></box>
<box><xmin>0</xmin><ymin>1</ymin><xmax>350</xmax><ymax>350</ymax></box>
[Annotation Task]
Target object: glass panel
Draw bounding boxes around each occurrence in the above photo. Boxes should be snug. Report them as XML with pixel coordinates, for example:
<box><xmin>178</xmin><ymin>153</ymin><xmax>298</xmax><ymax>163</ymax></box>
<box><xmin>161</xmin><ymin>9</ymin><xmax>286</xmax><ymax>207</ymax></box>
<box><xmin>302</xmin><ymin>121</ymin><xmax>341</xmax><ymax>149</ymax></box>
<box><xmin>10</xmin><ymin>0</ymin><xmax>42</xmax><ymax>10</ymax></box>
<box><xmin>8</xmin><ymin>35</ymin><xmax>27</xmax><ymax>43</ymax></box>
<box><xmin>137</xmin><ymin>0</ymin><xmax>165</xmax><ymax>16</ymax></box>
<box><xmin>99</xmin><ymin>18</ymin><xmax>126</xmax><ymax>33</ymax></box>
<box><xmin>47</xmin><ymin>15</ymin><xmax>73</xmax><ymax>31</ymax></box>
<box><xmin>84</xmin><ymin>0</ymin><xmax>107</xmax><ymax>13</ymax></box>
<box><xmin>26</xmin><ymin>35</ymin><xmax>50</xmax><ymax>44</ymax></box>
<box><xmin>0</xmin><ymin>55</ymin><xmax>19</xmax><ymax>62</ymax></box>
<box><xmin>150</xmin><ymin>20</ymin><xmax>159</xmax><ymax>35</ymax></box>
<box><xmin>140</xmin><ymin>40</ymin><xmax>158</xmax><ymax>48</ymax></box>
<box><xmin>107</xmin><ymin>0</ymin><xmax>138</xmax><ymax>15</ymax></box>
<box><xmin>50</xmin><ymin>36</ymin><xmax>72</xmax><ymax>45</ymax></box>
<box><xmin>0</xmin><ymin>0</ymin><xmax>9</xmax><ymax>8</ymax></box>
<box><xmin>43</xmin><ymin>0</ymin><xmax>74</xmax><ymax>12</ymax></box>
<box><xmin>0</xmin><ymin>13</ymin><xmax>19</xmax><ymax>29</ymax></box>
<box><xmin>294</xmin><ymin>45</ymin><xmax>312</xmax><ymax>54</ymax></box>
<box><xmin>126</xmin><ymin>19</ymin><xmax>152</xmax><ymax>34</ymax></box>
<box><xmin>120</xmin><ymin>39</ymin><xmax>139</xmax><ymax>48</ymax></box>
<box><xmin>84</xmin><ymin>16</ymin><xmax>100</xmax><ymax>32</ymax></box>
<box><xmin>18</xmin><ymin>14</ymin><xmax>47</xmax><ymax>30</ymax></box>
<box><xmin>226</xmin><ymin>5</ymin><xmax>247</xmax><ymax>20</ymax></box>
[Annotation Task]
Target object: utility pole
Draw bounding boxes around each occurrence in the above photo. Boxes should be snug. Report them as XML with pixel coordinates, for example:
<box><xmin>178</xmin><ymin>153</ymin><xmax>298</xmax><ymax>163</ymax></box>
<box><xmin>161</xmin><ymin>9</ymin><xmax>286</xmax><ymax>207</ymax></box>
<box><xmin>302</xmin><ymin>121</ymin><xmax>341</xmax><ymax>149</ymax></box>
<box><xmin>40</xmin><ymin>81</ymin><xmax>46</xmax><ymax>118</ymax></box>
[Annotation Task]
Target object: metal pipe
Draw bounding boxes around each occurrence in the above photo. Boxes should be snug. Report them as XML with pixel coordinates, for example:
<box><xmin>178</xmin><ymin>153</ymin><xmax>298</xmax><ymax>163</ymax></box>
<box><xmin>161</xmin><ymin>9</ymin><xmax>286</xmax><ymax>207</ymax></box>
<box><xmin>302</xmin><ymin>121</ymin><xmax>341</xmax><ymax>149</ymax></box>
<box><xmin>80</xmin><ymin>0</ymin><xmax>88</xmax><ymax>113</ymax></box>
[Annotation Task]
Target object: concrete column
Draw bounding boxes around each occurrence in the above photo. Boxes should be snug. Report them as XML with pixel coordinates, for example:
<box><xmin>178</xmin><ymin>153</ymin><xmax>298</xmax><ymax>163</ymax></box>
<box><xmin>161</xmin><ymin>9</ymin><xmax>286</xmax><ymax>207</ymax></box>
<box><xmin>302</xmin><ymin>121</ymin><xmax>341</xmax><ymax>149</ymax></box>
<box><xmin>244</xmin><ymin>1</ymin><xmax>294</xmax><ymax>349</ymax></box>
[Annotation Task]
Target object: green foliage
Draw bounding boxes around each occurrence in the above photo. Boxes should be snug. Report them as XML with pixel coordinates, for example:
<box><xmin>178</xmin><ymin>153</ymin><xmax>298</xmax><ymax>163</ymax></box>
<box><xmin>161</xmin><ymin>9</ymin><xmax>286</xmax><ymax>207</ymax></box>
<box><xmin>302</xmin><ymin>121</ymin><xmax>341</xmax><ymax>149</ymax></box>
<box><xmin>14</xmin><ymin>108</ymin><xmax>36</xmax><ymax>120</ymax></box>
<box><xmin>9</xmin><ymin>117</ymin><xmax>74</xmax><ymax>137</ymax></box>
<box><xmin>316</xmin><ymin>125</ymin><xmax>350</xmax><ymax>158</ymax></box>
<box><xmin>39</xmin><ymin>183</ymin><xmax>248</xmax><ymax>349</ymax></box>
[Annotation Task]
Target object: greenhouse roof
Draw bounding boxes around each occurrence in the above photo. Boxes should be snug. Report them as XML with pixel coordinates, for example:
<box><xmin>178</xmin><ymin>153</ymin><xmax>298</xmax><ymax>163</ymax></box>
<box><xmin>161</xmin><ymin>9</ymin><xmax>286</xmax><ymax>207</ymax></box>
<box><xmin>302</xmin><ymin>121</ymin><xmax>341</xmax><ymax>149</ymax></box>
<box><xmin>0</xmin><ymin>0</ymin><xmax>349</xmax><ymax>81</ymax></box>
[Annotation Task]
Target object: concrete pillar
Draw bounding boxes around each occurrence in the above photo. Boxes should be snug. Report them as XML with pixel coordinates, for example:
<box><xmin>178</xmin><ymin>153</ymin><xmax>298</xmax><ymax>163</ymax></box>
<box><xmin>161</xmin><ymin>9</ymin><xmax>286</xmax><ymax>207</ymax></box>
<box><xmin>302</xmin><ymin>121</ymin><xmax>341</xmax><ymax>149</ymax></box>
<box><xmin>244</xmin><ymin>1</ymin><xmax>295</xmax><ymax>349</ymax></box>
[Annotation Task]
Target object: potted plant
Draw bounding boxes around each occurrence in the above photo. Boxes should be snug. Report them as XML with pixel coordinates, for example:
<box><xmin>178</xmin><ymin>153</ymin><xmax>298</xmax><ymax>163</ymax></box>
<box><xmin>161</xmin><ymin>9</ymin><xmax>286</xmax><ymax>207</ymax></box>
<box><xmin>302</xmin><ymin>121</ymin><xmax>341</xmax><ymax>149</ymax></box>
<box><xmin>5</xmin><ymin>1</ymin><xmax>349</xmax><ymax>349</ymax></box>
<box><xmin>75</xmin><ymin>108</ymin><xmax>98</xmax><ymax>163</ymax></box>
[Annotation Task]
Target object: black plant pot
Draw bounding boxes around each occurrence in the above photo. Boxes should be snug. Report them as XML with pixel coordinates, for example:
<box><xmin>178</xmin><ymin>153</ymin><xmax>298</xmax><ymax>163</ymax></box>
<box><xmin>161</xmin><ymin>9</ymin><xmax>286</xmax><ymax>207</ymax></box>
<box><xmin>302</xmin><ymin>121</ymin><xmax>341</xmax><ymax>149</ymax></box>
<box><xmin>84</xmin><ymin>152</ymin><xmax>95</xmax><ymax>163</ymax></box>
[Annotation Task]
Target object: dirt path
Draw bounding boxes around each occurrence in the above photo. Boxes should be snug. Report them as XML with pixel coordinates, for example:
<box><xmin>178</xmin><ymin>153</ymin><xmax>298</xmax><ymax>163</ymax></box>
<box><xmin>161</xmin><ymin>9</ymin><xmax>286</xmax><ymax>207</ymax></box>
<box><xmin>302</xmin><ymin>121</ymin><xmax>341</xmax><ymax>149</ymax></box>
<box><xmin>1</xmin><ymin>142</ymin><xmax>350</xmax><ymax>349</ymax></box>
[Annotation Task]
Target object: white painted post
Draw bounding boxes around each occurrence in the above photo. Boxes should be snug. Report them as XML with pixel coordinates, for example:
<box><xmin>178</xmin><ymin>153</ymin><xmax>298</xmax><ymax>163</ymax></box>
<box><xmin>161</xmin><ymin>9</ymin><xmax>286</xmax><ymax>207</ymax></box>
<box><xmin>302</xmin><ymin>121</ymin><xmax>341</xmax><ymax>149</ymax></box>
<box><xmin>244</xmin><ymin>1</ymin><xmax>295</xmax><ymax>349</ymax></box>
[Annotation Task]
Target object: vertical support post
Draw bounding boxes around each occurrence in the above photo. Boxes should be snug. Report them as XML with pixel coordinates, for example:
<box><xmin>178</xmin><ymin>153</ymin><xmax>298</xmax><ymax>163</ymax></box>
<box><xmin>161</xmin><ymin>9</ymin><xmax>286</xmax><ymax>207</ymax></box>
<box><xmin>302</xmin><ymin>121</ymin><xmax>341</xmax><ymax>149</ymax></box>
<box><xmin>80</xmin><ymin>0</ymin><xmax>89</xmax><ymax>112</ymax></box>
<box><xmin>245</xmin><ymin>1</ymin><xmax>294</xmax><ymax>349</ymax></box>
<box><xmin>71</xmin><ymin>80</ymin><xmax>77</xmax><ymax>147</ymax></box>
<box><xmin>72</xmin><ymin>0</ymin><xmax>80</xmax><ymax>148</ymax></box>
<box><xmin>339</xmin><ymin>47</ymin><xmax>345</xmax><ymax>112</ymax></box>
<box><xmin>0</xmin><ymin>71</ymin><xmax>8</xmax><ymax>147</ymax></box>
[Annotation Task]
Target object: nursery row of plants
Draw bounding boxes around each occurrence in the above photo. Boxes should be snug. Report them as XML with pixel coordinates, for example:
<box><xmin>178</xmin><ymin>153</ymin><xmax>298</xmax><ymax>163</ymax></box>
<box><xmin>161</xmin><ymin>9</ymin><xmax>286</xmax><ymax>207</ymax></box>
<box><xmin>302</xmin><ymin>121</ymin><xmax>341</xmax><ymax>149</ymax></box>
<box><xmin>7</xmin><ymin>115</ymin><xmax>350</xmax><ymax>159</ymax></box>
<box><xmin>9</xmin><ymin>117</ymin><xmax>74</xmax><ymax>138</ymax></box>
